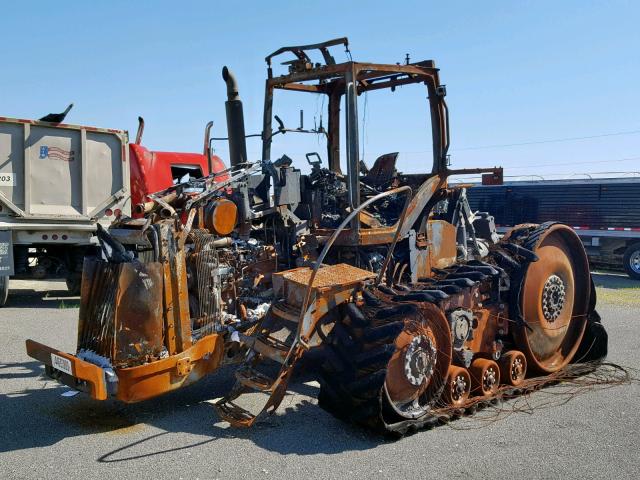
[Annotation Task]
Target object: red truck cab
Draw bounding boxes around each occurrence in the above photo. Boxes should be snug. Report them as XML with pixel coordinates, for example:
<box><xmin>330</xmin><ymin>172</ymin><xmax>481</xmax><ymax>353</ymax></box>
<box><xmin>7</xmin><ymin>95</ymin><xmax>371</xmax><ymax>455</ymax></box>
<box><xmin>129</xmin><ymin>144</ymin><xmax>227</xmax><ymax>216</ymax></box>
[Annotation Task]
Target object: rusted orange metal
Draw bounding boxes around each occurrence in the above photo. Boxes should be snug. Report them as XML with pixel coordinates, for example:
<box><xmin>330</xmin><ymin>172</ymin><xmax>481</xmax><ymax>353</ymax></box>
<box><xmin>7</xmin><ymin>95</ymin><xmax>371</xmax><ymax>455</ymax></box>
<box><xmin>76</xmin><ymin>257</ymin><xmax>164</xmax><ymax>364</ymax></box>
<box><xmin>25</xmin><ymin>334</ymin><xmax>225</xmax><ymax>403</ymax></box>
<box><xmin>499</xmin><ymin>350</ymin><xmax>527</xmax><ymax>387</ymax></box>
<box><xmin>384</xmin><ymin>304</ymin><xmax>451</xmax><ymax>410</ymax></box>
<box><xmin>443</xmin><ymin>365</ymin><xmax>471</xmax><ymax>407</ymax></box>
<box><xmin>273</xmin><ymin>263</ymin><xmax>374</xmax><ymax>307</ymax></box>
<box><xmin>469</xmin><ymin>358</ymin><xmax>500</xmax><ymax>397</ymax></box>
<box><xmin>204</xmin><ymin>198</ymin><xmax>238</xmax><ymax>235</ymax></box>
<box><xmin>113</xmin><ymin>261</ymin><xmax>164</xmax><ymax>366</ymax></box>
<box><xmin>514</xmin><ymin>224</ymin><xmax>590</xmax><ymax>373</ymax></box>
<box><xmin>412</xmin><ymin>220</ymin><xmax>458</xmax><ymax>280</ymax></box>
<box><xmin>114</xmin><ymin>333</ymin><xmax>224</xmax><ymax>402</ymax></box>
<box><xmin>173</xmin><ymin>247</ymin><xmax>193</xmax><ymax>352</ymax></box>
<box><xmin>25</xmin><ymin>340</ymin><xmax>108</xmax><ymax>400</ymax></box>
<box><xmin>156</xmin><ymin>222</ymin><xmax>192</xmax><ymax>355</ymax></box>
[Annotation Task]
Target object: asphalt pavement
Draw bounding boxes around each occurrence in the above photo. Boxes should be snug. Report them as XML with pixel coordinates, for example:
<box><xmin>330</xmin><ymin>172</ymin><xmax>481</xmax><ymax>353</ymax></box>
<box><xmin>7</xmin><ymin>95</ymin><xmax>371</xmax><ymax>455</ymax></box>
<box><xmin>1</xmin><ymin>274</ymin><xmax>638</xmax><ymax>480</ymax></box>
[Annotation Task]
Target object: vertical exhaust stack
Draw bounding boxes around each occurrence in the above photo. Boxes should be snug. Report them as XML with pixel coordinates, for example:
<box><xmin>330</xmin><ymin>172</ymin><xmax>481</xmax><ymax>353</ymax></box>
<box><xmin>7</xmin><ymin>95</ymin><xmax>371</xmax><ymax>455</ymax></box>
<box><xmin>222</xmin><ymin>66</ymin><xmax>248</xmax><ymax>167</ymax></box>
<box><xmin>135</xmin><ymin>116</ymin><xmax>145</xmax><ymax>145</ymax></box>
<box><xmin>203</xmin><ymin>121</ymin><xmax>214</xmax><ymax>174</ymax></box>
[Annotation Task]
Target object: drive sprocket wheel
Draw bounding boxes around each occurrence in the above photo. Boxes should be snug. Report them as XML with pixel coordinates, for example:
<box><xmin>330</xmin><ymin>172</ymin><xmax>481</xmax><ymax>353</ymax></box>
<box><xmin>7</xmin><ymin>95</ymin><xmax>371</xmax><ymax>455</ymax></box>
<box><xmin>318</xmin><ymin>294</ymin><xmax>452</xmax><ymax>431</ymax></box>
<box><xmin>512</xmin><ymin>224</ymin><xmax>590</xmax><ymax>373</ymax></box>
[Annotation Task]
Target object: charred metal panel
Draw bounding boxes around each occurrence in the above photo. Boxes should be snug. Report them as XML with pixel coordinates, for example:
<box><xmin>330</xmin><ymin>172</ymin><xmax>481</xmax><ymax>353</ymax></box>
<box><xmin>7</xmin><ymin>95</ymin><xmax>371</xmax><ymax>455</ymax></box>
<box><xmin>113</xmin><ymin>262</ymin><xmax>164</xmax><ymax>366</ymax></box>
<box><xmin>428</xmin><ymin>220</ymin><xmax>457</xmax><ymax>270</ymax></box>
<box><xmin>77</xmin><ymin>257</ymin><xmax>163</xmax><ymax>367</ymax></box>
<box><xmin>157</xmin><ymin>222</ymin><xmax>192</xmax><ymax>354</ymax></box>
<box><xmin>273</xmin><ymin>263</ymin><xmax>374</xmax><ymax>307</ymax></box>
<box><xmin>114</xmin><ymin>333</ymin><xmax>224</xmax><ymax>403</ymax></box>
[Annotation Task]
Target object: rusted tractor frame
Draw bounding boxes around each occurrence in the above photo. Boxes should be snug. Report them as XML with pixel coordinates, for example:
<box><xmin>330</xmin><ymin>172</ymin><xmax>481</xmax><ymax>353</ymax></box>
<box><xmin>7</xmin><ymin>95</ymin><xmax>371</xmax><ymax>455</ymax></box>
<box><xmin>263</xmin><ymin>56</ymin><xmax>448</xmax><ymax>241</ymax></box>
<box><xmin>24</xmin><ymin>38</ymin><xmax>607</xmax><ymax>434</ymax></box>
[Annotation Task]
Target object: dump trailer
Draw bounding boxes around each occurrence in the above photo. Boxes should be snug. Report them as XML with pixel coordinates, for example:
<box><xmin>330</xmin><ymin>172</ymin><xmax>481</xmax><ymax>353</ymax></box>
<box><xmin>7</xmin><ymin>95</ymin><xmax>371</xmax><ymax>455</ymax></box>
<box><xmin>26</xmin><ymin>38</ymin><xmax>607</xmax><ymax>435</ymax></box>
<box><xmin>0</xmin><ymin>114</ymin><xmax>226</xmax><ymax>305</ymax></box>
<box><xmin>0</xmin><ymin>117</ymin><xmax>130</xmax><ymax>304</ymax></box>
<box><xmin>467</xmin><ymin>177</ymin><xmax>640</xmax><ymax>279</ymax></box>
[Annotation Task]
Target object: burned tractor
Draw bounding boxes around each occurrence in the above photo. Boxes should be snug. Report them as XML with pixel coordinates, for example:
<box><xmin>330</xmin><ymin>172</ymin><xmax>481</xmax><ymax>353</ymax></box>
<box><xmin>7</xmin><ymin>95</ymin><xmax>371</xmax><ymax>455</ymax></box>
<box><xmin>26</xmin><ymin>38</ymin><xmax>606</xmax><ymax>434</ymax></box>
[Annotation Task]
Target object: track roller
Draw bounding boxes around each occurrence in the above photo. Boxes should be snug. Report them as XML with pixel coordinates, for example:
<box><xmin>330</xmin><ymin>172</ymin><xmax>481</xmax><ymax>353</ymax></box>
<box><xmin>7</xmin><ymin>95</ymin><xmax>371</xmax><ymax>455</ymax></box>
<box><xmin>442</xmin><ymin>365</ymin><xmax>471</xmax><ymax>407</ymax></box>
<box><xmin>469</xmin><ymin>358</ymin><xmax>500</xmax><ymax>396</ymax></box>
<box><xmin>499</xmin><ymin>350</ymin><xmax>527</xmax><ymax>386</ymax></box>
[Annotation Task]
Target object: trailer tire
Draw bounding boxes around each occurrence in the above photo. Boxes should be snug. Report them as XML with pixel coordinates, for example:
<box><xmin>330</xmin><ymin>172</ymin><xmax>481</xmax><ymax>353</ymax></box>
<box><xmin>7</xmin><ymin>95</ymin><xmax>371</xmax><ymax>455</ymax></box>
<box><xmin>623</xmin><ymin>242</ymin><xmax>640</xmax><ymax>280</ymax></box>
<box><xmin>65</xmin><ymin>274</ymin><xmax>81</xmax><ymax>295</ymax></box>
<box><xmin>0</xmin><ymin>275</ymin><xmax>9</xmax><ymax>307</ymax></box>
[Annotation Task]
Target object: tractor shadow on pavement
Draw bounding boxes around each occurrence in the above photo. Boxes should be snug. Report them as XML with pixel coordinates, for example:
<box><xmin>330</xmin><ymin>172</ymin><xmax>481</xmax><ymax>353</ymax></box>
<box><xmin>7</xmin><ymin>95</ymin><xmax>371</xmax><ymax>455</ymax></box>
<box><xmin>94</xmin><ymin>369</ymin><xmax>384</xmax><ymax>461</ymax></box>
<box><xmin>0</xmin><ymin>360</ymin><xmax>44</xmax><ymax>380</ymax></box>
<box><xmin>0</xmin><ymin>362</ymin><xmax>384</xmax><ymax>459</ymax></box>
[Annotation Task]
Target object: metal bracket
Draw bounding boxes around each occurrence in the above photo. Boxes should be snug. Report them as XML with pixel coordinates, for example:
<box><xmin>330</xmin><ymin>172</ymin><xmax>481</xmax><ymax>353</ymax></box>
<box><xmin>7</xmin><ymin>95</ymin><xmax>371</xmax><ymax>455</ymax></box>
<box><xmin>176</xmin><ymin>357</ymin><xmax>193</xmax><ymax>376</ymax></box>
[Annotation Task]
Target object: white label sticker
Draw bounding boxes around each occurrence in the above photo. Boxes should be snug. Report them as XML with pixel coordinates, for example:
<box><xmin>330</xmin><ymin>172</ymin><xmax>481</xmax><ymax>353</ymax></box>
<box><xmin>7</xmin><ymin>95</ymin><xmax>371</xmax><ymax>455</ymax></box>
<box><xmin>0</xmin><ymin>174</ymin><xmax>14</xmax><ymax>186</ymax></box>
<box><xmin>51</xmin><ymin>353</ymin><xmax>73</xmax><ymax>375</ymax></box>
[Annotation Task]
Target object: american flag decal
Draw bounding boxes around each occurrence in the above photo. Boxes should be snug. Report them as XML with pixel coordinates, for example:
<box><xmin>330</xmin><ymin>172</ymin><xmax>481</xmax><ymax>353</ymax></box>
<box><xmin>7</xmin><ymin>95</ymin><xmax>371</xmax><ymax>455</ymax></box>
<box><xmin>39</xmin><ymin>145</ymin><xmax>75</xmax><ymax>162</ymax></box>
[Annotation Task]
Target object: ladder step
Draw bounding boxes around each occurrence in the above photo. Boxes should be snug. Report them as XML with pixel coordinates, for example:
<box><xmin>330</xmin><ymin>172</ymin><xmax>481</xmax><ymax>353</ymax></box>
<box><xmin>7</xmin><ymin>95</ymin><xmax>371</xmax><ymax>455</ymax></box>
<box><xmin>271</xmin><ymin>301</ymin><xmax>302</xmax><ymax>323</ymax></box>
<box><xmin>235</xmin><ymin>365</ymin><xmax>276</xmax><ymax>392</ymax></box>
<box><xmin>214</xmin><ymin>399</ymin><xmax>257</xmax><ymax>428</ymax></box>
<box><xmin>253</xmin><ymin>337</ymin><xmax>291</xmax><ymax>364</ymax></box>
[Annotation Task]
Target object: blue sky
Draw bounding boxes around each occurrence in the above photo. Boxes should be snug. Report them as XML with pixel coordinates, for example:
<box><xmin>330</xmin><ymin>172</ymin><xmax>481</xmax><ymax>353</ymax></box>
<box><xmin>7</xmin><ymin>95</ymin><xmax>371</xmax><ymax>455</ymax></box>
<box><xmin>1</xmin><ymin>1</ymin><xmax>638</xmax><ymax>179</ymax></box>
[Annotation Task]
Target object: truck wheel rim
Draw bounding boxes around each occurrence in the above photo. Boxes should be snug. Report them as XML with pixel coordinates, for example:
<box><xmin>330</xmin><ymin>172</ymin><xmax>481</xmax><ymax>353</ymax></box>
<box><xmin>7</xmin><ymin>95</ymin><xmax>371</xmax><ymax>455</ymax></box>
<box><xmin>630</xmin><ymin>250</ymin><xmax>640</xmax><ymax>274</ymax></box>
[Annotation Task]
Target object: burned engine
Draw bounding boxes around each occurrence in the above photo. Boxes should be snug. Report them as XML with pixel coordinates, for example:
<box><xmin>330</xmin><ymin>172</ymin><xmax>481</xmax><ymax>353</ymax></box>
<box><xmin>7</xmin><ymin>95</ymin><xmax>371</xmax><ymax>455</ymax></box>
<box><xmin>184</xmin><ymin>230</ymin><xmax>275</xmax><ymax>335</ymax></box>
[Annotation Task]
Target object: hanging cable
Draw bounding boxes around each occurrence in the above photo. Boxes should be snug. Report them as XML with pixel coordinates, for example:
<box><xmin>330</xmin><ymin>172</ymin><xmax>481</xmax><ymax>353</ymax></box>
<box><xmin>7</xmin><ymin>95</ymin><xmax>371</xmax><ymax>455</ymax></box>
<box><xmin>345</xmin><ymin>44</ymin><xmax>353</xmax><ymax>62</ymax></box>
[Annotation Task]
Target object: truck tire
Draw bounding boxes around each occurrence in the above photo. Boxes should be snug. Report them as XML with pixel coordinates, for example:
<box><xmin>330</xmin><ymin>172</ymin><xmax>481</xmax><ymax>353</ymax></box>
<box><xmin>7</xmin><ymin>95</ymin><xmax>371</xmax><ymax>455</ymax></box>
<box><xmin>623</xmin><ymin>242</ymin><xmax>640</xmax><ymax>280</ymax></box>
<box><xmin>0</xmin><ymin>276</ymin><xmax>9</xmax><ymax>307</ymax></box>
<box><xmin>65</xmin><ymin>274</ymin><xmax>82</xmax><ymax>295</ymax></box>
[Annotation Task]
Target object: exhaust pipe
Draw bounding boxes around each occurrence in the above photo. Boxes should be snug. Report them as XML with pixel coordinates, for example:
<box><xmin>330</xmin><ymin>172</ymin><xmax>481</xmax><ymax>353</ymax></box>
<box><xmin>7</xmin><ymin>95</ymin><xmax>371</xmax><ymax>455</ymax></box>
<box><xmin>222</xmin><ymin>66</ymin><xmax>247</xmax><ymax>167</ymax></box>
<box><xmin>203</xmin><ymin>120</ymin><xmax>214</xmax><ymax>174</ymax></box>
<box><xmin>135</xmin><ymin>116</ymin><xmax>145</xmax><ymax>145</ymax></box>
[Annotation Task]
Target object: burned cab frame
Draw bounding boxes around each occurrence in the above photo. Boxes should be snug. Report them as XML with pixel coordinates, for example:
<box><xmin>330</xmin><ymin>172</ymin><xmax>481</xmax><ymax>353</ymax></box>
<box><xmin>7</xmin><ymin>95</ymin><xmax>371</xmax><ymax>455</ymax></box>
<box><xmin>261</xmin><ymin>38</ymin><xmax>450</xmax><ymax>243</ymax></box>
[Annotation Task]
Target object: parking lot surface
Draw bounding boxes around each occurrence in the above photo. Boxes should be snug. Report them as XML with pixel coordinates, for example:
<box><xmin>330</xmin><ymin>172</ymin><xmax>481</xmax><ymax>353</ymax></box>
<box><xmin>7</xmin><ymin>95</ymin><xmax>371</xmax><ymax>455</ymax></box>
<box><xmin>1</xmin><ymin>274</ymin><xmax>638</xmax><ymax>480</ymax></box>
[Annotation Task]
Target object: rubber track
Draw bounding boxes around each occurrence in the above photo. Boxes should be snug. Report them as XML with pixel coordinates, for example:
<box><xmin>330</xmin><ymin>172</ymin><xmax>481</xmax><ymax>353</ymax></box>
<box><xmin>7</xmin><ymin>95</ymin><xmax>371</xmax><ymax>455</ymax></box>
<box><xmin>317</xmin><ymin>221</ymin><xmax>603</xmax><ymax>437</ymax></box>
<box><xmin>318</xmin><ymin>297</ymin><xmax>438</xmax><ymax>433</ymax></box>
